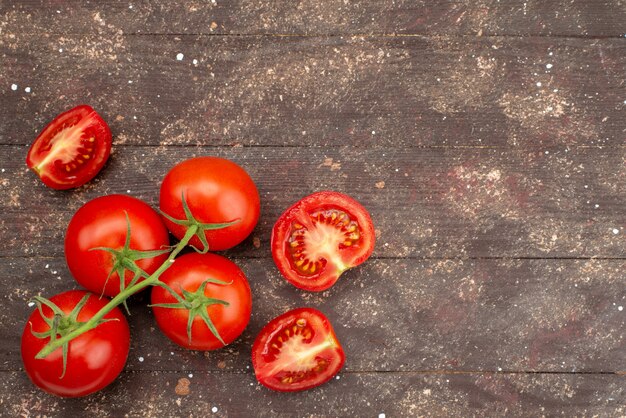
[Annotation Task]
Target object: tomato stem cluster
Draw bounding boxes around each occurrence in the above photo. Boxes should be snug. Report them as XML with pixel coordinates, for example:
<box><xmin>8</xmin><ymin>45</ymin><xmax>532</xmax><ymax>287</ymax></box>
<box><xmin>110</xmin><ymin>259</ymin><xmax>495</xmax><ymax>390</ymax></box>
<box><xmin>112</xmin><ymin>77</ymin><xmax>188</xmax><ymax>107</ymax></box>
<box><xmin>24</xmin><ymin>157</ymin><xmax>262</xmax><ymax>396</ymax></box>
<box><xmin>35</xmin><ymin>224</ymin><xmax>199</xmax><ymax>360</ymax></box>
<box><xmin>35</xmin><ymin>190</ymin><xmax>244</xmax><ymax>360</ymax></box>
<box><xmin>89</xmin><ymin>212</ymin><xmax>171</xmax><ymax>313</ymax></box>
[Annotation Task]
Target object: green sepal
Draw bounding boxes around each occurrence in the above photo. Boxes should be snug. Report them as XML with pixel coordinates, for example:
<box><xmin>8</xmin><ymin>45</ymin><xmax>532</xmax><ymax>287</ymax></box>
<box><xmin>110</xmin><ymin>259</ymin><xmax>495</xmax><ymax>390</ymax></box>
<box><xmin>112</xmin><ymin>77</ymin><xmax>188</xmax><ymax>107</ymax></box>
<box><xmin>193</xmin><ymin>299</ymin><xmax>230</xmax><ymax>346</ymax></box>
<box><xmin>68</xmin><ymin>293</ymin><xmax>91</xmax><ymax>321</ymax></box>
<box><xmin>33</xmin><ymin>295</ymin><xmax>64</xmax><ymax>320</ymax></box>
<box><xmin>89</xmin><ymin>212</ymin><xmax>171</xmax><ymax>301</ymax></box>
<box><xmin>160</xmin><ymin>192</ymin><xmax>241</xmax><ymax>253</ymax></box>
<box><xmin>28</xmin><ymin>324</ymin><xmax>52</xmax><ymax>340</ymax></box>
<box><xmin>149</xmin><ymin>278</ymin><xmax>232</xmax><ymax>347</ymax></box>
<box><xmin>29</xmin><ymin>294</ymin><xmax>93</xmax><ymax>378</ymax></box>
<box><xmin>151</xmin><ymin>281</ymin><xmax>187</xmax><ymax>305</ymax></box>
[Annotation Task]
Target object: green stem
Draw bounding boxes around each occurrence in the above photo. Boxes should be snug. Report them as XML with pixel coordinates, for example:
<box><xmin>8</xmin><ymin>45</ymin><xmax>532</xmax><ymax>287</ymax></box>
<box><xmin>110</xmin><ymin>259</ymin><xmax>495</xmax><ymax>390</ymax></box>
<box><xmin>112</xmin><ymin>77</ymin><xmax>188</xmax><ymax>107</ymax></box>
<box><xmin>35</xmin><ymin>225</ymin><xmax>199</xmax><ymax>360</ymax></box>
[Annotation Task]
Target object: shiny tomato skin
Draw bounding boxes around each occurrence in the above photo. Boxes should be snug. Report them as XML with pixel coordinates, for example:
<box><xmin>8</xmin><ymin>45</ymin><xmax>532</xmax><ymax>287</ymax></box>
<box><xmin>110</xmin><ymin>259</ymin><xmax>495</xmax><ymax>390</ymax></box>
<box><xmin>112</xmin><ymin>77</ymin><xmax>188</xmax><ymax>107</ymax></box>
<box><xmin>151</xmin><ymin>253</ymin><xmax>252</xmax><ymax>350</ymax></box>
<box><xmin>271</xmin><ymin>191</ymin><xmax>375</xmax><ymax>292</ymax></box>
<box><xmin>65</xmin><ymin>194</ymin><xmax>170</xmax><ymax>297</ymax></box>
<box><xmin>252</xmin><ymin>308</ymin><xmax>345</xmax><ymax>392</ymax></box>
<box><xmin>26</xmin><ymin>105</ymin><xmax>112</xmax><ymax>190</ymax></box>
<box><xmin>21</xmin><ymin>290</ymin><xmax>130</xmax><ymax>398</ymax></box>
<box><xmin>159</xmin><ymin>157</ymin><xmax>260</xmax><ymax>251</ymax></box>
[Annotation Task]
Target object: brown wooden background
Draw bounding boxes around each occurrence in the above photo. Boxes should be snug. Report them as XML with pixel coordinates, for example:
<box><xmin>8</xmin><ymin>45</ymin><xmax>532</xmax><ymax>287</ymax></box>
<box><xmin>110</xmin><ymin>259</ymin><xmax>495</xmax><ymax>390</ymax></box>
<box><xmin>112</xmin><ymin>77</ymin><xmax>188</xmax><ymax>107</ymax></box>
<box><xmin>1</xmin><ymin>1</ymin><xmax>625</xmax><ymax>416</ymax></box>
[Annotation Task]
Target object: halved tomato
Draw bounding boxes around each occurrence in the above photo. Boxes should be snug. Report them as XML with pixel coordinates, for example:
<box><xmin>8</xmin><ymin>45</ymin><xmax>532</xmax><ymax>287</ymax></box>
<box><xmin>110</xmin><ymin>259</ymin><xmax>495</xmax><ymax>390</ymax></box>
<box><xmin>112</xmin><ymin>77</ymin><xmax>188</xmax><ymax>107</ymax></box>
<box><xmin>271</xmin><ymin>191</ymin><xmax>375</xmax><ymax>291</ymax></box>
<box><xmin>252</xmin><ymin>308</ymin><xmax>345</xmax><ymax>392</ymax></box>
<box><xmin>26</xmin><ymin>105</ymin><xmax>112</xmax><ymax>190</ymax></box>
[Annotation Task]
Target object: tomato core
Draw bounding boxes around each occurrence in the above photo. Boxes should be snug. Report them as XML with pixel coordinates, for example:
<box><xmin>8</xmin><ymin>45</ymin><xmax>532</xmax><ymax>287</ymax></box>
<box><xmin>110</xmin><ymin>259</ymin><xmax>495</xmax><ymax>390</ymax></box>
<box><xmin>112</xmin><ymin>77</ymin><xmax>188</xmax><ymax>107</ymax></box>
<box><xmin>266</xmin><ymin>319</ymin><xmax>333</xmax><ymax>384</ymax></box>
<box><xmin>34</xmin><ymin>116</ymin><xmax>97</xmax><ymax>175</ymax></box>
<box><xmin>288</xmin><ymin>207</ymin><xmax>363</xmax><ymax>275</ymax></box>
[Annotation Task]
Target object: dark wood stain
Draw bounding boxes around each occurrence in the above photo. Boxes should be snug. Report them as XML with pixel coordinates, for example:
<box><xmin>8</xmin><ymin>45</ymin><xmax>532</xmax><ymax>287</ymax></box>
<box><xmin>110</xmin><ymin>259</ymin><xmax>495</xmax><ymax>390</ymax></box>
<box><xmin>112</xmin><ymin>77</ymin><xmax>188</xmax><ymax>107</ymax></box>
<box><xmin>1</xmin><ymin>36</ymin><xmax>624</xmax><ymax>148</ymax></box>
<box><xmin>1</xmin><ymin>146</ymin><xmax>624</xmax><ymax>259</ymax></box>
<box><xmin>0</xmin><ymin>1</ymin><xmax>625</xmax><ymax>416</ymax></box>
<box><xmin>2</xmin><ymin>1</ymin><xmax>625</xmax><ymax>37</ymax></box>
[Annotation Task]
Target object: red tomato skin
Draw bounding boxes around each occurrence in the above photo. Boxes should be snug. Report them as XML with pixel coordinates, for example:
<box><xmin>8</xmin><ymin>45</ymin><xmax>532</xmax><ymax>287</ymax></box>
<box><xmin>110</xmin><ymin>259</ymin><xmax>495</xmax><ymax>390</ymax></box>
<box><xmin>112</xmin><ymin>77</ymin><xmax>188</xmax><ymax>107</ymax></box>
<box><xmin>151</xmin><ymin>253</ymin><xmax>252</xmax><ymax>350</ymax></box>
<box><xmin>65</xmin><ymin>195</ymin><xmax>170</xmax><ymax>297</ymax></box>
<box><xmin>26</xmin><ymin>105</ymin><xmax>112</xmax><ymax>190</ymax></box>
<box><xmin>159</xmin><ymin>157</ymin><xmax>260</xmax><ymax>251</ymax></box>
<box><xmin>271</xmin><ymin>191</ymin><xmax>375</xmax><ymax>292</ymax></box>
<box><xmin>252</xmin><ymin>308</ymin><xmax>345</xmax><ymax>392</ymax></box>
<box><xmin>21</xmin><ymin>290</ymin><xmax>130</xmax><ymax>398</ymax></box>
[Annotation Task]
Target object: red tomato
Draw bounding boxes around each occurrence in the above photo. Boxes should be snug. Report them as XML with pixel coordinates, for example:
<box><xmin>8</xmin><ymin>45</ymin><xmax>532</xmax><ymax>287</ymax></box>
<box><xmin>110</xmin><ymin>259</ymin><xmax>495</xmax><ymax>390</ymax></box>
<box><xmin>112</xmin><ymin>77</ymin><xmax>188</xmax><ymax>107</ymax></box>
<box><xmin>159</xmin><ymin>157</ymin><xmax>260</xmax><ymax>251</ymax></box>
<box><xmin>26</xmin><ymin>105</ymin><xmax>112</xmax><ymax>190</ymax></box>
<box><xmin>65</xmin><ymin>194</ymin><xmax>170</xmax><ymax>297</ymax></box>
<box><xmin>252</xmin><ymin>308</ymin><xmax>345</xmax><ymax>392</ymax></box>
<box><xmin>271</xmin><ymin>191</ymin><xmax>375</xmax><ymax>291</ymax></box>
<box><xmin>21</xmin><ymin>290</ymin><xmax>130</xmax><ymax>397</ymax></box>
<box><xmin>151</xmin><ymin>253</ymin><xmax>252</xmax><ymax>350</ymax></box>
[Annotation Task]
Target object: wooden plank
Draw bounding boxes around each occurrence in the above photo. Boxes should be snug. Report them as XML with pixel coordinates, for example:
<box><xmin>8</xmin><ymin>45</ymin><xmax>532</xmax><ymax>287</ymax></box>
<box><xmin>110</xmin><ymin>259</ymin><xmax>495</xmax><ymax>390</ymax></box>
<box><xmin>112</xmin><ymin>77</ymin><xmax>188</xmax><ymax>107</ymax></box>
<box><xmin>1</xmin><ymin>35</ymin><xmax>624</xmax><ymax>148</ymax></box>
<box><xmin>2</xmin><ymin>371</ymin><xmax>625</xmax><ymax>416</ymax></box>
<box><xmin>1</xmin><ymin>0</ymin><xmax>623</xmax><ymax>414</ymax></box>
<box><xmin>2</xmin><ymin>1</ymin><xmax>625</xmax><ymax>37</ymax></box>
<box><xmin>4</xmin><ymin>257</ymin><xmax>625</xmax><ymax>372</ymax></box>
<box><xmin>1</xmin><ymin>145</ymin><xmax>624</xmax><ymax>259</ymax></box>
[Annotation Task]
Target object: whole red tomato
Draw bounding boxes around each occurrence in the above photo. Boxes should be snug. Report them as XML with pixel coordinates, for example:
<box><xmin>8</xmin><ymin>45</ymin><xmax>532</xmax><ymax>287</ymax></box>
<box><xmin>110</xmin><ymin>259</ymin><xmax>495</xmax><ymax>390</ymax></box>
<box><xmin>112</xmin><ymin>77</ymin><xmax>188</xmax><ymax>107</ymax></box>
<box><xmin>151</xmin><ymin>252</ymin><xmax>252</xmax><ymax>350</ymax></box>
<box><xmin>65</xmin><ymin>194</ymin><xmax>170</xmax><ymax>297</ymax></box>
<box><xmin>159</xmin><ymin>157</ymin><xmax>260</xmax><ymax>251</ymax></box>
<box><xmin>26</xmin><ymin>105</ymin><xmax>112</xmax><ymax>190</ymax></box>
<box><xmin>21</xmin><ymin>290</ymin><xmax>130</xmax><ymax>397</ymax></box>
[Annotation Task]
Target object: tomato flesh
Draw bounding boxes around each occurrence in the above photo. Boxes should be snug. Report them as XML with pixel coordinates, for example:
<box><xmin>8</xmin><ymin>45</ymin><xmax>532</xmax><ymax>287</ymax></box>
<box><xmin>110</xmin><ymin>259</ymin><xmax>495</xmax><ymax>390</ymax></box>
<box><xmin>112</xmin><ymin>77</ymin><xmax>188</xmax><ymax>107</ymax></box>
<box><xmin>252</xmin><ymin>308</ymin><xmax>345</xmax><ymax>392</ymax></box>
<box><xmin>272</xmin><ymin>191</ymin><xmax>375</xmax><ymax>291</ymax></box>
<box><xmin>21</xmin><ymin>290</ymin><xmax>130</xmax><ymax>397</ymax></box>
<box><xmin>26</xmin><ymin>105</ymin><xmax>112</xmax><ymax>190</ymax></box>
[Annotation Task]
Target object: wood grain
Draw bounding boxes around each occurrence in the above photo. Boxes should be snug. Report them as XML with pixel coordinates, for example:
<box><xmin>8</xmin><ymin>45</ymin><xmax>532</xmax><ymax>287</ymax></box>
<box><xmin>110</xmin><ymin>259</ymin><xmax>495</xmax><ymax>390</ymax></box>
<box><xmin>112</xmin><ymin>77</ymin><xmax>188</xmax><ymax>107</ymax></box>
<box><xmin>2</xmin><ymin>0</ymin><xmax>625</xmax><ymax>37</ymax></box>
<box><xmin>1</xmin><ymin>0</ymin><xmax>625</xmax><ymax>415</ymax></box>
<box><xmin>3</xmin><ymin>371</ymin><xmax>626</xmax><ymax>417</ymax></box>
<box><xmin>1</xmin><ymin>36</ymin><xmax>624</xmax><ymax>148</ymax></box>
<box><xmin>3</xmin><ymin>257</ymin><xmax>625</xmax><ymax>373</ymax></box>
<box><xmin>1</xmin><ymin>145</ymin><xmax>624</xmax><ymax>259</ymax></box>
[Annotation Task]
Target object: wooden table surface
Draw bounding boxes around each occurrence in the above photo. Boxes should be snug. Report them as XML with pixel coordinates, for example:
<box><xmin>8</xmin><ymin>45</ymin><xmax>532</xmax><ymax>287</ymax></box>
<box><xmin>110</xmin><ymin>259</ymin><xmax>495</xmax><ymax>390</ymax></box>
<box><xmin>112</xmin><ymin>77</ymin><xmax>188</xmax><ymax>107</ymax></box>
<box><xmin>1</xmin><ymin>1</ymin><xmax>625</xmax><ymax>416</ymax></box>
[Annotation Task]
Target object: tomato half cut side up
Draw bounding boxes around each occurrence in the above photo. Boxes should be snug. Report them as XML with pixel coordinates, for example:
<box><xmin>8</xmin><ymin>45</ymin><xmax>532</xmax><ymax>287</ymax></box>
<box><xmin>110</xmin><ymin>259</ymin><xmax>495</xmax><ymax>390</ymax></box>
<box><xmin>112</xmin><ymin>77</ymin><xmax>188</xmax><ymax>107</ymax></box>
<box><xmin>252</xmin><ymin>308</ymin><xmax>345</xmax><ymax>392</ymax></box>
<box><xmin>271</xmin><ymin>191</ymin><xmax>375</xmax><ymax>291</ymax></box>
<box><xmin>26</xmin><ymin>105</ymin><xmax>112</xmax><ymax>190</ymax></box>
